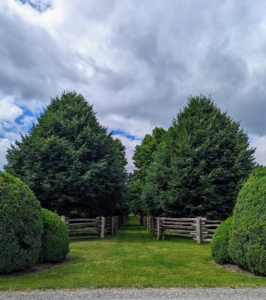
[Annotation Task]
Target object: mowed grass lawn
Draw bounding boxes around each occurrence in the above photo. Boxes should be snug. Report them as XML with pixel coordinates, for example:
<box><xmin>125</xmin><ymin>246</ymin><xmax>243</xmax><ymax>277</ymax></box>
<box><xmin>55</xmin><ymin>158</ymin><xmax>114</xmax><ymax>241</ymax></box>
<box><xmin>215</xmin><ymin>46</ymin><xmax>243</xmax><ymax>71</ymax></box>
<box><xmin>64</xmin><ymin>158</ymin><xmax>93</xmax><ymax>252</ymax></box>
<box><xmin>0</xmin><ymin>214</ymin><xmax>266</xmax><ymax>290</ymax></box>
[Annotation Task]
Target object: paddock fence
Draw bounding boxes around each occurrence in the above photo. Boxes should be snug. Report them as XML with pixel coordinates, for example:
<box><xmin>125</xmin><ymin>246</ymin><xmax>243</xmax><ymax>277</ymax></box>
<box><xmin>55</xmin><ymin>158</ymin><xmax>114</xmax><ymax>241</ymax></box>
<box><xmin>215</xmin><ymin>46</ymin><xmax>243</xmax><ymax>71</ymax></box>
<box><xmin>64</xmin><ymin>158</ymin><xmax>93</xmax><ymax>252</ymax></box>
<box><xmin>61</xmin><ymin>215</ymin><xmax>128</xmax><ymax>240</ymax></box>
<box><xmin>135</xmin><ymin>215</ymin><xmax>221</xmax><ymax>244</ymax></box>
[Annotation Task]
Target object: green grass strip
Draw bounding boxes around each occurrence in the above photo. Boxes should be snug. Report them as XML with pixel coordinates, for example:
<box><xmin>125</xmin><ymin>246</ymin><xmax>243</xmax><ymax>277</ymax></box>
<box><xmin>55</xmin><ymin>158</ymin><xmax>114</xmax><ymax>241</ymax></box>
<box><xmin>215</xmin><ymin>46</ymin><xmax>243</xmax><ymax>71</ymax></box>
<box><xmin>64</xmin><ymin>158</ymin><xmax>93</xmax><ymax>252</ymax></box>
<box><xmin>0</xmin><ymin>214</ymin><xmax>266</xmax><ymax>290</ymax></box>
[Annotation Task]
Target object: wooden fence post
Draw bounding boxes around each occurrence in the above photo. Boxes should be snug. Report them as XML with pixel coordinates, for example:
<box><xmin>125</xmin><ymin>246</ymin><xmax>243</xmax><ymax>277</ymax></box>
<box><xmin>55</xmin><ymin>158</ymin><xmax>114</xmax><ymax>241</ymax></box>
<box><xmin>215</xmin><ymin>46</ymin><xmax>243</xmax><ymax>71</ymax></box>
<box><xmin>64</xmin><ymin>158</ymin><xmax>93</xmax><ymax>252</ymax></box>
<box><xmin>157</xmin><ymin>217</ymin><xmax>161</xmax><ymax>240</ymax></box>
<box><xmin>115</xmin><ymin>216</ymin><xmax>118</xmax><ymax>230</ymax></box>
<box><xmin>111</xmin><ymin>216</ymin><xmax>115</xmax><ymax>234</ymax></box>
<box><xmin>196</xmin><ymin>216</ymin><xmax>202</xmax><ymax>244</ymax></box>
<box><xmin>153</xmin><ymin>217</ymin><xmax>156</xmax><ymax>236</ymax></box>
<box><xmin>162</xmin><ymin>218</ymin><xmax>165</xmax><ymax>240</ymax></box>
<box><xmin>96</xmin><ymin>217</ymin><xmax>100</xmax><ymax>236</ymax></box>
<box><xmin>101</xmin><ymin>217</ymin><xmax>105</xmax><ymax>238</ymax></box>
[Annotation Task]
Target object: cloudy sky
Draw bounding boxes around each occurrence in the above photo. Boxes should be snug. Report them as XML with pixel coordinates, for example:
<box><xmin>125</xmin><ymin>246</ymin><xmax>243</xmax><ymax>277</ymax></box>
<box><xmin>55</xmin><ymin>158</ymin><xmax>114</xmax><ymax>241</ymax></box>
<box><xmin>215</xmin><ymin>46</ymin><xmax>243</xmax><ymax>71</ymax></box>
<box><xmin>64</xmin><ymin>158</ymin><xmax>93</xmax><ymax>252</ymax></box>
<box><xmin>1</xmin><ymin>0</ymin><xmax>266</xmax><ymax>171</ymax></box>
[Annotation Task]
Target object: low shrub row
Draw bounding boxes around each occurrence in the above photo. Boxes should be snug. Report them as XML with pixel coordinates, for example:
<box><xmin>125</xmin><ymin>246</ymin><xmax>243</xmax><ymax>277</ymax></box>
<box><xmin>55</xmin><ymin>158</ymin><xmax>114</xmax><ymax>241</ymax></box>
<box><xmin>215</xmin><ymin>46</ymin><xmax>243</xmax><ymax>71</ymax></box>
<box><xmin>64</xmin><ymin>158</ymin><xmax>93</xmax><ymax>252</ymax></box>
<box><xmin>39</xmin><ymin>208</ymin><xmax>69</xmax><ymax>263</ymax></box>
<box><xmin>0</xmin><ymin>172</ymin><xmax>69</xmax><ymax>274</ymax></box>
<box><xmin>211</xmin><ymin>166</ymin><xmax>266</xmax><ymax>275</ymax></box>
<box><xmin>211</xmin><ymin>217</ymin><xmax>233</xmax><ymax>265</ymax></box>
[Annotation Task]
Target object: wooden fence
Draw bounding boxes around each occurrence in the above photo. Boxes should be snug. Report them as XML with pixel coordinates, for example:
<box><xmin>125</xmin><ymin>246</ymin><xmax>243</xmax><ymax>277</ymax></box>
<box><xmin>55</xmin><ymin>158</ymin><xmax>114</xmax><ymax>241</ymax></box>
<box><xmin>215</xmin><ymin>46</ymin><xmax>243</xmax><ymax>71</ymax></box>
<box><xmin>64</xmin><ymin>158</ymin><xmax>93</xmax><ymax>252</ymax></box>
<box><xmin>135</xmin><ymin>215</ymin><xmax>221</xmax><ymax>244</ymax></box>
<box><xmin>61</xmin><ymin>215</ymin><xmax>127</xmax><ymax>240</ymax></box>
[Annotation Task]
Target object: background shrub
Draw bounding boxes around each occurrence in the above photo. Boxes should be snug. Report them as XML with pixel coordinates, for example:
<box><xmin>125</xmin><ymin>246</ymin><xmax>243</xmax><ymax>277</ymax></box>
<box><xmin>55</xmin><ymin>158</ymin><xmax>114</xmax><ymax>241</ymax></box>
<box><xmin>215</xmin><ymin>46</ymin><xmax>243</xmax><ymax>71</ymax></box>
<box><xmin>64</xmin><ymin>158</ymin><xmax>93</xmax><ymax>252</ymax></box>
<box><xmin>0</xmin><ymin>172</ymin><xmax>43</xmax><ymax>273</ymax></box>
<box><xmin>38</xmin><ymin>208</ymin><xmax>69</xmax><ymax>263</ymax></box>
<box><xmin>211</xmin><ymin>217</ymin><xmax>233</xmax><ymax>264</ymax></box>
<box><xmin>228</xmin><ymin>166</ymin><xmax>266</xmax><ymax>275</ymax></box>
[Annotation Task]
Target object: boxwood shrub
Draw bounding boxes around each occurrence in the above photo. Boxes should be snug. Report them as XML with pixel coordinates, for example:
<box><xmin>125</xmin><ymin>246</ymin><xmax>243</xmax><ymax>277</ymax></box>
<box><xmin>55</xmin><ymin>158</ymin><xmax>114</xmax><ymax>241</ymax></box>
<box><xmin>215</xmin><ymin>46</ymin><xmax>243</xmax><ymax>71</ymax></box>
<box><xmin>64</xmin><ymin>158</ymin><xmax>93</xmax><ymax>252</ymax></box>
<box><xmin>38</xmin><ymin>208</ymin><xmax>69</xmax><ymax>263</ymax></box>
<box><xmin>0</xmin><ymin>172</ymin><xmax>43</xmax><ymax>273</ymax></box>
<box><xmin>211</xmin><ymin>217</ymin><xmax>233</xmax><ymax>264</ymax></box>
<box><xmin>228</xmin><ymin>166</ymin><xmax>266</xmax><ymax>275</ymax></box>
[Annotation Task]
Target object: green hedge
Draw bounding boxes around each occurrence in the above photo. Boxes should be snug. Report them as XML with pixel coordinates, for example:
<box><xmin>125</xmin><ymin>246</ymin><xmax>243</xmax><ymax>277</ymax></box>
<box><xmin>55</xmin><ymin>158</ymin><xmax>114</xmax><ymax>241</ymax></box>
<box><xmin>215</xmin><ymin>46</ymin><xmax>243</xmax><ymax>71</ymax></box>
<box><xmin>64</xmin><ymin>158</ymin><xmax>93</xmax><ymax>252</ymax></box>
<box><xmin>0</xmin><ymin>172</ymin><xmax>43</xmax><ymax>273</ymax></box>
<box><xmin>228</xmin><ymin>166</ymin><xmax>266</xmax><ymax>275</ymax></box>
<box><xmin>211</xmin><ymin>217</ymin><xmax>233</xmax><ymax>264</ymax></box>
<box><xmin>38</xmin><ymin>208</ymin><xmax>69</xmax><ymax>263</ymax></box>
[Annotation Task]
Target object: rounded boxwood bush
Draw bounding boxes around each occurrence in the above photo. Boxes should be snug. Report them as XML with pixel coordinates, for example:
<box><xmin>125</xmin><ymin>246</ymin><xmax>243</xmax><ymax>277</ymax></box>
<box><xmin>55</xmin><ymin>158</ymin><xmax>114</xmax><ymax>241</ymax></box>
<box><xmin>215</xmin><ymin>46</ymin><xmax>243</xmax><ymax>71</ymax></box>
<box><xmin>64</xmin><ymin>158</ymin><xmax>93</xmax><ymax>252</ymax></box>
<box><xmin>211</xmin><ymin>217</ymin><xmax>233</xmax><ymax>264</ymax></box>
<box><xmin>228</xmin><ymin>166</ymin><xmax>266</xmax><ymax>275</ymax></box>
<box><xmin>0</xmin><ymin>172</ymin><xmax>43</xmax><ymax>273</ymax></box>
<box><xmin>38</xmin><ymin>208</ymin><xmax>69</xmax><ymax>263</ymax></box>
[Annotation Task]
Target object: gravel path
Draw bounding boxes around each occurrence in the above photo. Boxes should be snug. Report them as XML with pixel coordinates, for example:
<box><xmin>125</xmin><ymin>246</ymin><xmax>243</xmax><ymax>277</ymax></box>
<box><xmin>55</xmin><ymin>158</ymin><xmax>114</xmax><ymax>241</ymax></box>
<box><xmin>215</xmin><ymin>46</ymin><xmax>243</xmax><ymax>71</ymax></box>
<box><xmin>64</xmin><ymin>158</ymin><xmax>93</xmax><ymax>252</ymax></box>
<box><xmin>1</xmin><ymin>288</ymin><xmax>266</xmax><ymax>300</ymax></box>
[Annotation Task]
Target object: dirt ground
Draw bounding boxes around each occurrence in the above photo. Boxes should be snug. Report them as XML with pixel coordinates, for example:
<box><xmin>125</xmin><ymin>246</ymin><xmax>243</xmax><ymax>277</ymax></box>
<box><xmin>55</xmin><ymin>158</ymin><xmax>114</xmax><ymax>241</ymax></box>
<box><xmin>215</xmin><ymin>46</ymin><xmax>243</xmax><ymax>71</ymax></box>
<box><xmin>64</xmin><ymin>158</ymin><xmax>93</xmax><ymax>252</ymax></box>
<box><xmin>0</xmin><ymin>257</ymin><xmax>71</xmax><ymax>278</ymax></box>
<box><xmin>213</xmin><ymin>262</ymin><xmax>265</xmax><ymax>277</ymax></box>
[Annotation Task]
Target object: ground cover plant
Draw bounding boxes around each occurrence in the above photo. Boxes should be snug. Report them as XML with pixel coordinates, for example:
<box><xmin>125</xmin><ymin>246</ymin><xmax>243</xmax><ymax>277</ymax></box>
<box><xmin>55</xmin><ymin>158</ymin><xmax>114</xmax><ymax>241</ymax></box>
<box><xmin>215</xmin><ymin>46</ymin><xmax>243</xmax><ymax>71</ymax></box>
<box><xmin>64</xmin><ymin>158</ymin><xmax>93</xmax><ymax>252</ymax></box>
<box><xmin>0</xmin><ymin>214</ymin><xmax>266</xmax><ymax>290</ymax></box>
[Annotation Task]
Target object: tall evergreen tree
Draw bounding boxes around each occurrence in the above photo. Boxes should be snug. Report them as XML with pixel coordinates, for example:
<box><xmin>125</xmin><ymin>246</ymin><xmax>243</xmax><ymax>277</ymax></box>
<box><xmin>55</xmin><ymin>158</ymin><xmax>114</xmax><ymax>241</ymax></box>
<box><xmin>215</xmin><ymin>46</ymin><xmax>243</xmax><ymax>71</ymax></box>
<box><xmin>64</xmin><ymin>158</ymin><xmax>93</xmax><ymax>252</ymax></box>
<box><xmin>5</xmin><ymin>91</ymin><xmax>128</xmax><ymax>217</ymax></box>
<box><xmin>142</xmin><ymin>95</ymin><xmax>256</xmax><ymax>219</ymax></box>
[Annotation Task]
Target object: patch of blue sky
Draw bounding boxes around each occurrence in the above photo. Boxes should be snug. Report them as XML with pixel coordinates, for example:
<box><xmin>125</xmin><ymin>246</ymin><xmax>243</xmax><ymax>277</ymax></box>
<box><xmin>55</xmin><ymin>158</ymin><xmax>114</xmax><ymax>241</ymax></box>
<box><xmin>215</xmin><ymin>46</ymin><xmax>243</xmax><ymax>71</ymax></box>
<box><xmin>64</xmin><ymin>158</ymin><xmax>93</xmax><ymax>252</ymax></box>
<box><xmin>248</xmin><ymin>136</ymin><xmax>255</xmax><ymax>142</ymax></box>
<box><xmin>0</xmin><ymin>122</ymin><xmax>16</xmax><ymax>139</ymax></box>
<box><xmin>111</xmin><ymin>129</ymin><xmax>142</xmax><ymax>141</ymax></box>
<box><xmin>15</xmin><ymin>107</ymin><xmax>38</xmax><ymax>134</ymax></box>
<box><xmin>17</xmin><ymin>0</ymin><xmax>51</xmax><ymax>13</ymax></box>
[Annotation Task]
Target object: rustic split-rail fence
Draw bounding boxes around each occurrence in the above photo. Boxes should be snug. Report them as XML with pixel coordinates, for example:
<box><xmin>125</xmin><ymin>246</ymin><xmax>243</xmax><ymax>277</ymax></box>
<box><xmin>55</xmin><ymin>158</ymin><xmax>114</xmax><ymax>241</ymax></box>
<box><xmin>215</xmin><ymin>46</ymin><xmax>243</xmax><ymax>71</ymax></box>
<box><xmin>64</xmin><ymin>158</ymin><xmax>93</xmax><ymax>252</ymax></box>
<box><xmin>61</xmin><ymin>215</ymin><xmax>127</xmax><ymax>239</ymax></box>
<box><xmin>135</xmin><ymin>215</ymin><xmax>221</xmax><ymax>244</ymax></box>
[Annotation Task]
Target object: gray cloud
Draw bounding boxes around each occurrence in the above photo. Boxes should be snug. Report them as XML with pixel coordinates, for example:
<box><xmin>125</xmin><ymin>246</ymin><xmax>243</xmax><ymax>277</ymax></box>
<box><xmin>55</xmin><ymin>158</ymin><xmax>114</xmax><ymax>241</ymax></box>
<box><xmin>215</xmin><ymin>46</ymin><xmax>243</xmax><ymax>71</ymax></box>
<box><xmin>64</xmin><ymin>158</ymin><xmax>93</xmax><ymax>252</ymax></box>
<box><xmin>0</xmin><ymin>7</ymin><xmax>89</xmax><ymax>109</ymax></box>
<box><xmin>17</xmin><ymin>0</ymin><xmax>52</xmax><ymax>13</ymax></box>
<box><xmin>1</xmin><ymin>0</ymin><xmax>266</xmax><ymax>169</ymax></box>
<box><xmin>202</xmin><ymin>45</ymin><xmax>247</xmax><ymax>86</ymax></box>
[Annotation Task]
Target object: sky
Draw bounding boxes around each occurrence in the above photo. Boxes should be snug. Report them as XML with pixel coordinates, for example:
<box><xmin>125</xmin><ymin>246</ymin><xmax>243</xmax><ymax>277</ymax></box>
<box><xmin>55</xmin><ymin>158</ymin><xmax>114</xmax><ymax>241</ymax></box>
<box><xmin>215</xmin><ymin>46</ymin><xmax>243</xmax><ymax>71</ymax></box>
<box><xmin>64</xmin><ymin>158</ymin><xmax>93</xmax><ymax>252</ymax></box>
<box><xmin>0</xmin><ymin>0</ymin><xmax>266</xmax><ymax>172</ymax></box>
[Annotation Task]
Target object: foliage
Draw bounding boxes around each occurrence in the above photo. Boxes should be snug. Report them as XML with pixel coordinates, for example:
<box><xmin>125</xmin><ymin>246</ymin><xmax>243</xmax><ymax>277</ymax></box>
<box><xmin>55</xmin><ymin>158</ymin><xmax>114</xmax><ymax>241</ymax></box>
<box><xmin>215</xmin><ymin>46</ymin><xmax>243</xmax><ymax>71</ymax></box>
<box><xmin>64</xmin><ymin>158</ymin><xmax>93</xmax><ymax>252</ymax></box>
<box><xmin>128</xmin><ymin>127</ymin><xmax>166</xmax><ymax>214</ymax></box>
<box><xmin>1</xmin><ymin>214</ymin><xmax>266</xmax><ymax>289</ymax></box>
<box><xmin>127</xmin><ymin>175</ymin><xmax>143</xmax><ymax>214</ymax></box>
<box><xmin>228</xmin><ymin>166</ymin><xmax>266</xmax><ymax>275</ymax></box>
<box><xmin>5</xmin><ymin>91</ymin><xmax>128</xmax><ymax>217</ymax></box>
<box><xmin>133</xmin><ymin>127</ymin><xmax>167</xmax><ymax>174</ymax></box>
<box><xmin>211</xmin><ymin>217</ymin><xmax>233</xmax><ymax>264</ymax></box>
<box><xmin>0</xmin><ymin>172</ymin><xmax>43</xmax><ymax>274</ymax></box>
<box><xmin>38</xmin><ymin>208</ymin><xmax>69</xmax><ymax>263</ymax></box>
<box><xmin>142</xmin><ymin>95</ymin><xmax>256</xmax><ymax>219</ymax></box>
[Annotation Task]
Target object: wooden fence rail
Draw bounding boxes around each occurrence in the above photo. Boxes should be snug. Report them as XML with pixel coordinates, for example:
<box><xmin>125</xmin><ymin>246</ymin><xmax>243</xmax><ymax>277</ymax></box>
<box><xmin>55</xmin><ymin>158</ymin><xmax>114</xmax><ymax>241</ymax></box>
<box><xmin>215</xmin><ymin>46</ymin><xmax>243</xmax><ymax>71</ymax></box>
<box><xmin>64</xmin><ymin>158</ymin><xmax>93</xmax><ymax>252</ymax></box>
<box><xmin>135</xmin><ymin>214</ymin><xmax>221</xmax><ymax>244</ymax></box>
<box><xmin>61</xmin><ymin>215</ymin><xmax>127</xmax><ymax>240</ymax></box>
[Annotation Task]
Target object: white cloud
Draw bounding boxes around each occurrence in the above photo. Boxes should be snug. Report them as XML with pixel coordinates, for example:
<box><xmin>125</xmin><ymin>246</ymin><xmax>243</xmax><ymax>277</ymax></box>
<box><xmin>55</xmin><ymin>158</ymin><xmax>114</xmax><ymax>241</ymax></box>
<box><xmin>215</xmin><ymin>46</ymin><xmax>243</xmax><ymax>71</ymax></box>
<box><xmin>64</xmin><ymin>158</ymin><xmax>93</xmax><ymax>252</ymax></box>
<box><xmin>0</xmin><ymin>97</ymin><xmax>24</xmax><ymax>149</ymax></box>
<box><xmin>19</xmin><ymin>115</ymin><xmax>37</xmax><ymax>132</ymax></box>
<box><xmin>0</xmin><ymin>95</ymin><xmax>36</xmax><ymax>139</ymax></box>
<box><xmin>113</xmin><ymin>134</ymin><xmax>141</xmax><ymax>172</ymax></box>
<box><xmin>0</xmin><ymin>138</ymin><xmax>12</xmax><ymax>170</ymax></box>
<box><xmin>250</xmin><ymin>135</ymin><xmax>266</xmax><ymax>166</ymax></box>
<box><xmin>1</xmin><ymin>0</ymin><xmax>266</xmax><ymax>170</ymax></box>
<box><xmin>100</xmin><ymin>114</ymin><xmax>154</xmax><ymax>140</ymax></box>
<box><xmin>3</xmin><ymin>131</ymin><xmax>21</xmax><ymax>141</ymax></box>
<box><xmin>0</xmin><ymin>97</ymin><xmax>23</xmax><ymax>123</ymax></box>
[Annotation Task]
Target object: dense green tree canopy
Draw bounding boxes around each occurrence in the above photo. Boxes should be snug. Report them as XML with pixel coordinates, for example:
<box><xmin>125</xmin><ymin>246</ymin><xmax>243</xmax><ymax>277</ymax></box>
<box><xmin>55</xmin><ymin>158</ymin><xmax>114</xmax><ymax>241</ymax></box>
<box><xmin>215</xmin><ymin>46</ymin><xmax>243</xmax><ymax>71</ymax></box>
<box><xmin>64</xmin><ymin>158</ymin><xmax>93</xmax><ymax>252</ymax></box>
<box><xmin>5</xmin><ymin>91</ymin><xmax>128</xmax><ymax>217</ymax></box>
<box><xmin>128</xmin><ymin>127</ymin><xmax>166</xmax><ymax>214</ymax></box>
<box><xmin>133</xmin><ymin>127</ymin><xmax>167</xmax><ymax>173</ymax></box>
<box><xmin>141</xmin><ymin>95</ymin><xmax>256</xmax><ymax>219</ymax></box>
